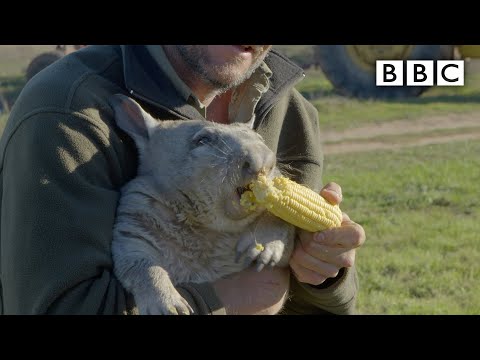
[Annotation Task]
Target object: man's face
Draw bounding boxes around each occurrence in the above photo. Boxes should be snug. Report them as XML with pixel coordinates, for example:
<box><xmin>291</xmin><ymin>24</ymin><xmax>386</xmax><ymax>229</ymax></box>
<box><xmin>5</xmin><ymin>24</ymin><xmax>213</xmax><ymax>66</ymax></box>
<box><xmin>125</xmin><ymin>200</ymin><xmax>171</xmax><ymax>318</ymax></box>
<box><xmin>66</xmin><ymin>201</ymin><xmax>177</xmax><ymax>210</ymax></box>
<box><xmin>174</xmin><ymin>45</ymin><xmax>272</xmax><ymax>91</ymax></box>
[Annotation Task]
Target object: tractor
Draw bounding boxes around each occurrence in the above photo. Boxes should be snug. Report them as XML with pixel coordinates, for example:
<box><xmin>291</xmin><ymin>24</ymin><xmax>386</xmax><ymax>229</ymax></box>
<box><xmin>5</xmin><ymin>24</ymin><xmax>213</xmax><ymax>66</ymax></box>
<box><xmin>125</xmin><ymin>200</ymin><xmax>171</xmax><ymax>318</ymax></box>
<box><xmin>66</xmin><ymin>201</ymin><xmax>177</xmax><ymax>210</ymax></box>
<box><xmin>313</xmin><ymin>45</ymin><xmax>480</xmax><ymax>99</ymax></box>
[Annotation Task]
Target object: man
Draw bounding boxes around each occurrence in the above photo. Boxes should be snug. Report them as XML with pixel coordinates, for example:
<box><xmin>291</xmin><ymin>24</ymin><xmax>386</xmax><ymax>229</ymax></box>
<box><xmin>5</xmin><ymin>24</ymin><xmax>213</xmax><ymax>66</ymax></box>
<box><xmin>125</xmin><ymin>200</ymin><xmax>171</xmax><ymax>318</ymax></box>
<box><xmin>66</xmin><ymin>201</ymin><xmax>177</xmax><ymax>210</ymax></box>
<box><xmin>0</xmin><ymin>45</ymin><xmax>365</xmax><ymax>314</ymax></box>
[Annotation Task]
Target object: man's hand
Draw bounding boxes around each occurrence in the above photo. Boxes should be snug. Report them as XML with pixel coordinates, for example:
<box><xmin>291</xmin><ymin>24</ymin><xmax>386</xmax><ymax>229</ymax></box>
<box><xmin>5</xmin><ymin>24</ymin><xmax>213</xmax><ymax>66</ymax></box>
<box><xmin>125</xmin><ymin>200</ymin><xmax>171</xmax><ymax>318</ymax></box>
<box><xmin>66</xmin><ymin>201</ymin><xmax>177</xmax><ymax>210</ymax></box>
<box><xmin>213</xmin><ymin>266</ymin><xmax>290</xmax><ymax>315</ymax></box>
<box><xmin>289</xmin><ymin>182</ymin><xmax>365</xmax><ymax>286</ymax></box>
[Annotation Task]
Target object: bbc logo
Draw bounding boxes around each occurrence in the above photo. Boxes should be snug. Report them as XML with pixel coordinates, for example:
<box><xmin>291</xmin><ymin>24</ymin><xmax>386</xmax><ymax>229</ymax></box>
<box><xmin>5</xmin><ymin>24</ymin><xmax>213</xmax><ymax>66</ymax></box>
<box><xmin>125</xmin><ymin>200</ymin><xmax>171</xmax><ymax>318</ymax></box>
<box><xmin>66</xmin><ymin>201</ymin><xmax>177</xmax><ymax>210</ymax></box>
<box><xmin>376</xmin><ymin>60</ymin><xmax>464</xmax><ymax>86</ymax></box>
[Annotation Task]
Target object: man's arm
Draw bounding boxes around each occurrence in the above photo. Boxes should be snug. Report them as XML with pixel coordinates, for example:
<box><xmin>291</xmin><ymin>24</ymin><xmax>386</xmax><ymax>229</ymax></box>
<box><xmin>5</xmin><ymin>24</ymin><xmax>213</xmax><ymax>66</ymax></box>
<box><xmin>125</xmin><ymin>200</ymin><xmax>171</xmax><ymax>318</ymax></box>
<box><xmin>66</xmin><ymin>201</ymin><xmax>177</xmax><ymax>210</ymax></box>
<box><xmin>279</xmin><ymin>162</ymin><xmax>361</xmax><ymax>315</ymax></box>
<box><xmin>270</xmin><ymin>89</ymin><xmax>363</xmax><ymax>315</ymax></box>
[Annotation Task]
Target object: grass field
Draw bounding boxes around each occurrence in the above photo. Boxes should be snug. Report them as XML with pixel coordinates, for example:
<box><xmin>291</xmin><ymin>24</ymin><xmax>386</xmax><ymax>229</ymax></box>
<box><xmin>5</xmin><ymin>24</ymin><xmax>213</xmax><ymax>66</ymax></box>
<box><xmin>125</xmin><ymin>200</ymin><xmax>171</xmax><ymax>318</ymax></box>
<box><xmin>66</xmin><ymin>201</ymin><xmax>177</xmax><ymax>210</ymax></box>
<box><xmin>0</xmin><ymin>45</ymin><xmax>479</xmax><ymax>315</ymax></box>
<box><xmin>324</xmin><ymin>140</ymin><xmax>479</xmax><ymax>314</ymax></box>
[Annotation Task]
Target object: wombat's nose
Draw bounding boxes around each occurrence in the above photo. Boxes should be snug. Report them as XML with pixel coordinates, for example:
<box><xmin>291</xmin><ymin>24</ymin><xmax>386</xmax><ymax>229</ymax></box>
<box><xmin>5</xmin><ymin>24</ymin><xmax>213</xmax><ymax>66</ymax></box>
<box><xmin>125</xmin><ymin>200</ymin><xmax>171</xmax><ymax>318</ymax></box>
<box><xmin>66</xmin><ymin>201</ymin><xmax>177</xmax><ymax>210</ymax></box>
<box><xmin>242</xmin><ymin>150</ymin><xmax>276</xmax><ymax>179</ymax></box>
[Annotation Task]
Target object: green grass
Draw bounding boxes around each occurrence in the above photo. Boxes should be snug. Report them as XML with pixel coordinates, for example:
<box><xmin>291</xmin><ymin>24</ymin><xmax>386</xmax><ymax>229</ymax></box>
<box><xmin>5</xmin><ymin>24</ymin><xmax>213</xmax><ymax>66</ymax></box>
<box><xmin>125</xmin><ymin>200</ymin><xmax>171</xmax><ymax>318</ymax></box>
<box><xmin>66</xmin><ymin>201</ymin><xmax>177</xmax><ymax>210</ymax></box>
<box><xmin>0</xmin><ymin>113</ymin><xmax>8</xmax><ymax>134</ymax></box>
<box><xmin>297</xmin><ymin>65</ymin><xmax>480</xmax><ymax>131</ymax></box>
<box><xmin>323</xmin><ymin>140</ymin><xmax>480</xmax><ymax>314</ymax></box>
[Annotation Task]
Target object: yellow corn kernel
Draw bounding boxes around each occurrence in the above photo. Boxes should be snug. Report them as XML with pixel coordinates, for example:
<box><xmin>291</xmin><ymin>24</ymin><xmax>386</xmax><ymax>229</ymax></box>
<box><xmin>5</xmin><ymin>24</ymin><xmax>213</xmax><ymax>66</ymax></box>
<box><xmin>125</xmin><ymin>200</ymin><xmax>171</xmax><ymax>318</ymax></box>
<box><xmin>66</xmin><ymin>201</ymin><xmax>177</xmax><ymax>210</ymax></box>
<box><xmin>255</xmin><ymin>243</ymin><xmax>265</xmax><ymax>252</ymax></box>
<box><xmin>240</xmin><ymin>175</ymin><xmax>343</xmax><ymax>232</ymax></box>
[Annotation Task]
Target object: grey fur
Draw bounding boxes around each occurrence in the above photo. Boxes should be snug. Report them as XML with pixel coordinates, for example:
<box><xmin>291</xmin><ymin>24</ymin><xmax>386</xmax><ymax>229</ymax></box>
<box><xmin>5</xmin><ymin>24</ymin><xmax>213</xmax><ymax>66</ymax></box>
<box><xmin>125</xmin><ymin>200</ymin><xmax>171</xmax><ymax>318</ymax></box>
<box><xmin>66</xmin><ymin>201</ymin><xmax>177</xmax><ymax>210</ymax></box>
<box><xmin>109</xmin><ymin>94</ymin><xmax>294</xmax><ymax>315</ymax></box>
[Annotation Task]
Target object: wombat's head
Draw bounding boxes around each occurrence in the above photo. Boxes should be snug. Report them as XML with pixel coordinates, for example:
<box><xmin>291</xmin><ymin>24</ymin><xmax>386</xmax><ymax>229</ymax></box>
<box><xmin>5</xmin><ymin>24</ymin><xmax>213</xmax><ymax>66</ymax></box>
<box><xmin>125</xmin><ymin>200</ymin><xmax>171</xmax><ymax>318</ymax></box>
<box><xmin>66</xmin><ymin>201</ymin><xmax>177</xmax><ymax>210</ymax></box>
<box><xmin>109</xmin><ymin>94</ymin><xmax>279</xmax><ymax>232</ymax></box>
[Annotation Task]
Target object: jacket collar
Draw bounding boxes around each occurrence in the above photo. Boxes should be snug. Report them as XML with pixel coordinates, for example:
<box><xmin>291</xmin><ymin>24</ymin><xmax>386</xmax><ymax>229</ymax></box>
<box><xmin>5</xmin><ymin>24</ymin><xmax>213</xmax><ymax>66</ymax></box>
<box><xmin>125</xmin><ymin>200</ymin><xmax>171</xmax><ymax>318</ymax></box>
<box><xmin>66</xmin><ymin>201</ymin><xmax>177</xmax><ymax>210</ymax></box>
<box><xmin>121</xmin><ymin>45</ymin><xmax>305</xmax><ymax>123</ymax></box>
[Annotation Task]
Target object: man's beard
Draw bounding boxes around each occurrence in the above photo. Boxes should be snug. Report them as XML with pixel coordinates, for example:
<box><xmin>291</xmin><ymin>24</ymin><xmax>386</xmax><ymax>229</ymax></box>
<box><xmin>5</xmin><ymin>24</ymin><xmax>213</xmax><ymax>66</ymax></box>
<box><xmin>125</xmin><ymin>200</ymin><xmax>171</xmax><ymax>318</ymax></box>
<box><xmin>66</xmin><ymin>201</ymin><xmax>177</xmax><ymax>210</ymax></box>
<box><xmin>175</xmin><ymin>45</ymin><xmax>270</xmax><ymax>93</ymax></box>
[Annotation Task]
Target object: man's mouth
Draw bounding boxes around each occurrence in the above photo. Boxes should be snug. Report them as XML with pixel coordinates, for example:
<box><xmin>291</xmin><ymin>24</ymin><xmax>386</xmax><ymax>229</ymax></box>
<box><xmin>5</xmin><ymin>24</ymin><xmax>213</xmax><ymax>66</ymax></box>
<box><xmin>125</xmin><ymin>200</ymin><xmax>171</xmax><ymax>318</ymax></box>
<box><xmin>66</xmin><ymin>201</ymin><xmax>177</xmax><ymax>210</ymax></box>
<box><xmin>240</xmin><ymin>45</ymin><xmax>268</xmax><ymax>55</ymax></box>
<box><xmin>239</xmin><ymin>45</ymin><xmax>254</xmax><ymax>52</ymax></box>
<box><xmin>232</xmin><ymin>45</ymin><xmax>254</xmax><ymax>54</ymax></box>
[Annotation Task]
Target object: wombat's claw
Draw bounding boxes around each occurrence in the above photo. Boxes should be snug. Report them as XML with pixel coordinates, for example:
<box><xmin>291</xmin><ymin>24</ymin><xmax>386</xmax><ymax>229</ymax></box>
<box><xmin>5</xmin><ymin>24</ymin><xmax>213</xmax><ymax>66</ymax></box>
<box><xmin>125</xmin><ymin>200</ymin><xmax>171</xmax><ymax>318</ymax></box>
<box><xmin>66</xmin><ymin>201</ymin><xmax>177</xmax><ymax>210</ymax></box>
<box><xmin>139</xmin><ymin>289</ymin><xmax>194</xmax><ymax>315</ymax></box>
<box><xmin>167</xmin><ymin>305</ymin><xmax>178</xmax><ymax>314</ymax></box>
<box><xmin>162</xmin><ymin>298</ymin><xmax>193</xmax><ymax>315</ymax></box>
<box><xmin>177</xmin><ymin>297</ymin><xmax>194</xmax><ymax>315</ymax></box>
<box><xmin>257</xmin><ymin>241</ymin><xmax>286</xmax><ymax>269</ymax></box>
<box><xmin>186</xmin><ymin>302</ymin><xmax>194</xmax><ymax>314</ymax></box>
<box><xmin>256</xmin><ymin>262</ymin><xmax>265</xmax><ymax>272</ymax></box>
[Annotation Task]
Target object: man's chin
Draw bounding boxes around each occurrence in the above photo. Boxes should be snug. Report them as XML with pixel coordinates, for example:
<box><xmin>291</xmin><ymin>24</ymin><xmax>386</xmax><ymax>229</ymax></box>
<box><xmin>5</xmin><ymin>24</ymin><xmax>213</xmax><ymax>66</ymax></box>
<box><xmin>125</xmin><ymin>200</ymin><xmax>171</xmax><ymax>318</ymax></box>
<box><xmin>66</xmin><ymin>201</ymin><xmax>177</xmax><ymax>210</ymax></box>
<box><xmin>205</xmin><ymin>67</ymin><xmax>255</xmax><ymax>90</ymax></box>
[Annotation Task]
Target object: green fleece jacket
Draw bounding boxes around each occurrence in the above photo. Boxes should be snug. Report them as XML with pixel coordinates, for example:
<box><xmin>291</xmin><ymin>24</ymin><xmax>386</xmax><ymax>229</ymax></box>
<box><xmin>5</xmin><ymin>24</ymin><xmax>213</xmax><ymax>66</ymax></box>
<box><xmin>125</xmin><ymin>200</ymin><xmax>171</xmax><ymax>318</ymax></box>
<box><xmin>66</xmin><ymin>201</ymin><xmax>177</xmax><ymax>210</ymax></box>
<box><xmin>0</xmin><ymin>45</ymin><xmax>359</xmax><ymax>315</ymax></box>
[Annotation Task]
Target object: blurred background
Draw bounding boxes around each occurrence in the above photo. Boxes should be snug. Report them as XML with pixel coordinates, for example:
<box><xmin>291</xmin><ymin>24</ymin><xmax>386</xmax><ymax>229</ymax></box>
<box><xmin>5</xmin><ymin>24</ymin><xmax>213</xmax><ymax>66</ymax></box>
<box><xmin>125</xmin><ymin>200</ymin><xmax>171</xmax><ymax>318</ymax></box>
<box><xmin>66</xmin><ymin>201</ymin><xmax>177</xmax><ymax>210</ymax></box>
<box><xmin>1</xmin><ymin>45</ymin><xmax>478</xmax><ymax>314</ymax></box>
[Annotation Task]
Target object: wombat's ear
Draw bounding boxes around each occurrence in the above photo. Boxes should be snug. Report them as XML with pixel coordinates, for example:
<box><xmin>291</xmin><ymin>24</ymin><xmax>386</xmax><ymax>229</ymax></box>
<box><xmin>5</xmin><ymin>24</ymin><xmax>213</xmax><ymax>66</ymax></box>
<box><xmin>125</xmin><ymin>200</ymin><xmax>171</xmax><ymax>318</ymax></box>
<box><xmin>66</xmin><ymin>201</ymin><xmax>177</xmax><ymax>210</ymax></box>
<box><xmin>108</xmin><ymin>94</ymin><xmax>158</xmax><ymax>143</ymax></box>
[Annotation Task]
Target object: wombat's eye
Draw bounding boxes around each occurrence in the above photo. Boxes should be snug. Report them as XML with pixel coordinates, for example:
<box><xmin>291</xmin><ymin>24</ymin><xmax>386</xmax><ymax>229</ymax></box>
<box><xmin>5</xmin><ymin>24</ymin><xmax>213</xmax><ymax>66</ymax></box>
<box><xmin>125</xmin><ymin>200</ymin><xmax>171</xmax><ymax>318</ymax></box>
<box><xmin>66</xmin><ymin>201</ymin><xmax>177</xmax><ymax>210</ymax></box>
<box><xmin>192</xmin><ymin>129</ymin><xmax>215</xmax><ymax>148</ymax></box>
<box><xmin>194</xmin><ymin>136</ymin><xmax>211</xmax><ymax>147</ymax></box>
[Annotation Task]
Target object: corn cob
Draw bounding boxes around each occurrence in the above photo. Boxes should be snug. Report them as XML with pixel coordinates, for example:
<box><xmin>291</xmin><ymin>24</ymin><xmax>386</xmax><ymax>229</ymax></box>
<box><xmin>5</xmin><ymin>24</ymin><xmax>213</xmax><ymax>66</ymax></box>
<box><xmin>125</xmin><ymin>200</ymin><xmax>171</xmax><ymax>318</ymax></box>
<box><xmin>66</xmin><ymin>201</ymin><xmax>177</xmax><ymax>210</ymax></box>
<box><xmin>240</xmin><ymin>175</ymin><xmax>343</xmax><ymax>232</ymax></box>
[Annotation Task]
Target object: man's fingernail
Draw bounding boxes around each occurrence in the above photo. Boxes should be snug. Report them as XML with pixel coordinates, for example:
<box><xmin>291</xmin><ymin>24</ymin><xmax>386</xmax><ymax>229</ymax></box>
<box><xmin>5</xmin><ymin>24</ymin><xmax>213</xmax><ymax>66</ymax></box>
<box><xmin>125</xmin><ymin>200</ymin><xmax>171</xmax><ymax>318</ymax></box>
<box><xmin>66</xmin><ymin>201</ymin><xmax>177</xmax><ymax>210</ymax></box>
<box><xmin>315</xmin><ymin>233</ymin><xmax>325</xmax><ymax>242</ymax></box>
<box><xmin>323</xmin><ymin>189</ymin><xmax>342</xmax><ymax>203</ymax></box>
<box><xmin>331</xmin><ymin>189</ymin><xmax>342</xmax><ymax>199</ymax></box>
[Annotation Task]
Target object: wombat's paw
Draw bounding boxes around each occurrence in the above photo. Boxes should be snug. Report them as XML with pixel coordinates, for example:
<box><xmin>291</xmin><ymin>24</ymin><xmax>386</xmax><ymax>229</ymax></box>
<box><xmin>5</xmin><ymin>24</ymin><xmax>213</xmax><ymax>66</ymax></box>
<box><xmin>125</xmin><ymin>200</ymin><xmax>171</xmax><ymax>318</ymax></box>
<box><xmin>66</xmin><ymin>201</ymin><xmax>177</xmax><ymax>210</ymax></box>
<box><xmin>236</xmin><ymin>215</ymin><xmax>294</xmax><ymax>270</ymax></box>
<box><xmin>253</xmin><ymin>240</ymin><xmax>286</xmax><ymax>271</ymax></box>
<box><xmin>236</xmin><ymin>235</ymin><xmax>286</xmax><ymax>271</ymax></box>
<box><xmin>137</xmin><ymin>289</ymin><xmax>194</xmax><ymax>315</ymax></box>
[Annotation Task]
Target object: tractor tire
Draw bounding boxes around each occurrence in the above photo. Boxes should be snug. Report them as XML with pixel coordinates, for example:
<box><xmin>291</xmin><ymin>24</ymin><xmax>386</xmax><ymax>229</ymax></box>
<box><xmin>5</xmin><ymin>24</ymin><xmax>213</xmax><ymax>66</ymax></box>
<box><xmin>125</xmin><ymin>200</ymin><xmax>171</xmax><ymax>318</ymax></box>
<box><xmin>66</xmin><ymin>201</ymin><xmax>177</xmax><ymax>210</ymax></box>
<box><xmin>315</xmin><ymin>45</ymin><xmax>455</xmax><ymax>99</ymax></box>
<box><xmin>25</xmin><ymin>50</ymin><xmax>64</xmax><ymax>81</ymax></box>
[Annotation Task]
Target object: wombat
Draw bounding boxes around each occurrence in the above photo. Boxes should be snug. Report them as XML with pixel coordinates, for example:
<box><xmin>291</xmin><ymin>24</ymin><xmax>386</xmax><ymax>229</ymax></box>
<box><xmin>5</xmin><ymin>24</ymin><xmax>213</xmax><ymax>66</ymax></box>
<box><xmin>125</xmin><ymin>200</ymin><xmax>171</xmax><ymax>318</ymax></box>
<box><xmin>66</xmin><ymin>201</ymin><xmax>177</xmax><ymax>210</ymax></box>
<box><xmin>108</xmin><ymin>94</ymin><xmax>295</xmax><ymax>315</ymax></box>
